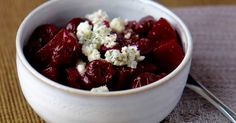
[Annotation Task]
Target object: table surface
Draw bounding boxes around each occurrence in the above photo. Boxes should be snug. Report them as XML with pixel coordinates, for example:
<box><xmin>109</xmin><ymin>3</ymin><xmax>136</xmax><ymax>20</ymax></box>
<box><xmin>1</xmin><ymin>0</ymin><xmax>236</xmax><ymax>123</ymax></box>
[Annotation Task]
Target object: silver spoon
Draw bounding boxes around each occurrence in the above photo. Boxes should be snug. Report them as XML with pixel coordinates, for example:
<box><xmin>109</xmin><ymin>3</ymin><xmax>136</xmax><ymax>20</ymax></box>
<box><xmin>186</xmin><ymin>75</ymin><xmax>236</xmax><ymax>123</ymax></box>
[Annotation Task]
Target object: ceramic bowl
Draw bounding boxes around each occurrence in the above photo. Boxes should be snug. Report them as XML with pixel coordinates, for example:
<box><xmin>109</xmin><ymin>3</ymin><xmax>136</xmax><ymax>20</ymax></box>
<box><xmin>16</xmin><ymin>0</ymin><xmax>192</xmax><ymax>123</ymax></box>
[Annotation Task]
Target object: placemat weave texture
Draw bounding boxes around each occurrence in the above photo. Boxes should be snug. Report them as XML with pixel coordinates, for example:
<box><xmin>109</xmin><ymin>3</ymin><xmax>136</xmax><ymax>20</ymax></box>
<box><xmin>0</xmin><ymin>5</ymin><xmax>236</xmax><ymax>123</ymax></box>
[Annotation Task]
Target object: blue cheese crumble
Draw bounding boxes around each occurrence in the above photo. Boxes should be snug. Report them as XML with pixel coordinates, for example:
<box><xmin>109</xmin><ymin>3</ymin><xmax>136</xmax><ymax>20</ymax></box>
<box><xmin>105</xmin><ymin>46</ymin><xmax>145</xmax><ymax>68</ymax></box>
<box><xmin>91</xmin><ymin>85</ymin><xmax>109</xmax><ymax>92</ymax></box>
<box><xmin>76</xmin><ymin>10</ymin><xmax>144</xmax><ymax>68</ymax></box>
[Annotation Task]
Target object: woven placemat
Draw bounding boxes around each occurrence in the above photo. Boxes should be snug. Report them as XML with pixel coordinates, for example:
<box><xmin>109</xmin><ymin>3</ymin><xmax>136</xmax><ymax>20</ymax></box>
<box><xmin>0</xmin><ymin>5</ymin><xmax>236</xmax><ymax>123</ymax></box>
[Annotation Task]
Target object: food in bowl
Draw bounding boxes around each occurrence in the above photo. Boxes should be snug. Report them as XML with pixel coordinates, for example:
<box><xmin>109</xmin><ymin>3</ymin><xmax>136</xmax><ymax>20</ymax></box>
<box><xmin>24</xmin><ymin>10</ymin><xmax>184</xmax><ymax>92</ymax></box>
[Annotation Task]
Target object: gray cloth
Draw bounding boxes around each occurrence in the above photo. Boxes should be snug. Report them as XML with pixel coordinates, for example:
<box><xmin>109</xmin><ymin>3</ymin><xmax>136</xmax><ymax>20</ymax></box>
<box><xmin>162</xmin><ymin>6</ymin><xmax>236</xmax><ymax>123</ymax></box>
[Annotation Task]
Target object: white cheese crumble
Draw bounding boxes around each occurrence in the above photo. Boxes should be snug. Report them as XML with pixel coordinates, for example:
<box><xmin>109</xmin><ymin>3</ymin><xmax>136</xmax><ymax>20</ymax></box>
<box><xmin>91</xmin><ymin>85</ymin><xmax>109</xmax><ymax>92</ymax></box>
<box><xmin>76</xmin><ymin>60</ymin><xmax>86</xmax><ymax>76</ymax></box>
<box><xmin>86</xmin><ymin>9</ymin><xmax>109</xmax><ymax>25</ymax></box>
<box><xmin>76</xmin><ymin>21</ymin><xmax>92</xmax><ymax>44</ymax></box>
<box><xmin>105</xmin><ymin>45</ymin><xmax>145</xmax><ymax>68</ymax></box>
<box><xmin>124</xmin><ymin>32</ymin><xmax>131</xmax><ymax>39</ymax></box>
<box><xmin>76</xmin><ymin>10</ymin><xmax>144</xmax><ymax>68</ymax></box>
<box><xmin>77</xmin><ymin>10</ymin><xmax>119</xmax><ymax>62</ymax></box>
<box><xmin>110</xmin><ymin>18</ymin><xmax>127</xmax><ymax>33</ymax></box>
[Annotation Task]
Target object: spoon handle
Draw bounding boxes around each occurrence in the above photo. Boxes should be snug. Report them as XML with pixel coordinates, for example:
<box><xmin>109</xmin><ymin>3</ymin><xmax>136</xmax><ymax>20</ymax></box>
<box><xmin>186</xmin><ymin>75</ymin><xmax>236</xmax><ymax>123</ymax></box>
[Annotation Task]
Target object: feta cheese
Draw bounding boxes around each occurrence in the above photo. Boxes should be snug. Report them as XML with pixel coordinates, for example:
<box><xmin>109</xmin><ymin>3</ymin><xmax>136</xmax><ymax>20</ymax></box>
<box><xmin>76</xmin><ymin>60</ymin><xmax>86</xmax><ymax>76</ymax></box>
<box><xmin>124</xmin><ymin>32</ymin><xmax>131</xmax><ymax>39</ymax></box>
<box><xmin>87</xmin><ymin>49</ymin><xmax>101</xmax><ymax>61</ymax></box>
<box><xmin>82</xmin><ymin>44</ymin><xmax>101</xmax><ymax>61</ymax></box>
<box><xmin>77</xmin><ymin>10</ymin><xmax>119</xmax><ymax>61</ymax></box>
<box><xmin>105</xmin><ymin>45</ymin><xmax>145</xmax><ymax>68</ymax></box>
<box><xmin>105</xmin><ymin>49</ymin><xmax>126</xmax><ymax>66</ymax></box>
<box><xmin>86</xmin><ymin>9</ymin><xmax>109</xmax><ymax>25</ymax></box>
<box><xmin>110</xmin><ymin>18</ymin><xmax>127</xmax><ymax>33</ymax></box>
<box><xmin>91</xmin><ymin>85</ymin><xmax>109</xmax><ymax>92</ymax></box>
<box><xmin>76</xmin><ymin>21</ymin><xmax>92</xmax><ymax>44</ymax></box>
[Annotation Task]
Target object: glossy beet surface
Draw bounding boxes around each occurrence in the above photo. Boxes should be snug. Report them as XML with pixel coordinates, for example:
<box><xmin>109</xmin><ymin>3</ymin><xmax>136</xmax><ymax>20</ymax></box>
<box><xmin>24</xmin><ymin>15</ymin><xmax>184</xmax><ymax>91</ymax></box>
<box><xmin>86</xmin><ymin>60</ymin><xmax>115</xmax><ymax>85</ymax></box>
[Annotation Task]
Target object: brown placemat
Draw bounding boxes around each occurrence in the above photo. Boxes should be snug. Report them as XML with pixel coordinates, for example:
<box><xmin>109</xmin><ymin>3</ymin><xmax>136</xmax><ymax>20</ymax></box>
<box><xmin>0</xmin><ymin>5</ymin><xmax>236</xmax><ymax>123</ymax></box>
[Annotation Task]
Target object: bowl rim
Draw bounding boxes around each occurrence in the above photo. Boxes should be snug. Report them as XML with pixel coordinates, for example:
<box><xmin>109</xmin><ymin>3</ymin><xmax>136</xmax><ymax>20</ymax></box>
<box><xmin>16</xmin><ymin>0</ymin><xmax>193</xmax><ymax>97</ymax></box>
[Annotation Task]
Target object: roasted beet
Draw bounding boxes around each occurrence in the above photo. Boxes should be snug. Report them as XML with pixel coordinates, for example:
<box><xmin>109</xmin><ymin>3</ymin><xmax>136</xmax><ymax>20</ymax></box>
<box><xmin>135</xmin><ymin>38</ymin><xmax>154</xmax><ymax>55</ymax></box>
<box><xmin>126</xmin><ymin>21</ymin><xmax>138</xmax><ymax>30</ymax></box>
<box><xmin>65</xmin><ymin>67</ymin><xmax>81</xmax><ymax>89</ymax></box>
<box><xmin>80</xmin><ymin>75</ymin><xmax>97</xmax><ymax>90</ymax></box>
<box><xmin>31</xmin><ymin>24</ymin><xmax>59</xmax><ymax>45</ymax></box>
<box><xmin>33</xmin><ymin>29</ymin><xmax>79</xmax><ymax>68</ymax></box>
<box><xmin>110</xmin><ymin>66</ymin><xmax>139</xmax><ymax>90</ymax></box>
<box><xmin>51</xmin><ymin>34</ymin><xmax>80</xmax><ymax>66</ymax></box>
<box><xmin>131</xmin><ymin>72</ymin><xmax>161</xmax><ymax>89</ymax></box>
<box><xmin>134</xmin><ymin>16</ymin><xmax>155</xmax><ymax>36</ymax></box>
<box><xmin>25</xmin><ymin>13</ymin><xmax>185</xmax><ymax>91</ymax></box>
<box><xmin>66</xmin><ymin>18</ymin><xmax>88</xmax><ymax>33</ymax></box>
<box><xmin>152</xmin><ymin>39</ymin><xmax>184</xmax><ymax>72</ymax></box>
<box><xmin>42</xmin><ymin>66</ymin><xmax>60</xmax><ymax>82</ymax></box>
<box><xmin>86</xmin><ymin>60</ymin><xmax>116</xmax><ymax>85</ymax></box>
<box><xmin>137</xmin><ymin>61</ymin><xmax>159</xmax><ymax>73</ymax></box>
<box><xmin>148</xmin><ymin>18</ymin><xmax>177</xmax><ymax>41</ymax></box>
<box><xmin>24</xmin><ymin>24</ymin><xmax>59</xmax><ymax>58</ymax></box>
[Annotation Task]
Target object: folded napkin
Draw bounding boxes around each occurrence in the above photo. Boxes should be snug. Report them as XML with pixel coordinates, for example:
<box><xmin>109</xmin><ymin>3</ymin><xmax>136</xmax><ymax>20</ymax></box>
<box><xmin>162</xmin><ymin>6</ymin><xmax>236</xmax><ymax>123</ymax></box>
<box><xmin>0</xmin><ymin>6</ymin><xmax>235</xmax><ymax>123</ymax></box>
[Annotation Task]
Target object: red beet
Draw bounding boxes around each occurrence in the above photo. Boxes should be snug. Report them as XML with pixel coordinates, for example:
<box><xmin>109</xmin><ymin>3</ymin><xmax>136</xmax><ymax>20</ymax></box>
<box><xmin>33</xmin><ymin>29</ymin><xmax>79</xmax><ymax>68</ymax></box>
<box><xmin>24</xmin><ymin>24</ymin><xmax>59</xmax><ymax>58</ymax></box>
<box><xmin>135</xmin><ymin>38</ymin><xmax>154</xmax><ymax>55</ymax></box>
<box><xmin>86</xmin><ymin>60</ymin><xmax>116</xmax><ymax>85</ymax></box>
<box><xmin>126</xmin><ymin>21</ymin><xmax>138</xmax><ymax>30</ymax></box>
<box><xmin>152</xmin><ymin>39</ymin><xmax>184</xmax><ymax>72</ymax></box>
<box><xmin>137</xmin><ymin>61</ymin><xmax>159</xmax><ymax>73</ymax></box>
<box><xmin>110</xmin><ymin>66</ymin><xmax>139</xmax><ymax>90</ymax></box>
<box><xmin>134</xmin><ymin>16</ymin><xmax>155</xmax><ymax>36</ymax></box>
<box><xmin>65</xmin><ymin>67</ymin><xmax>81</xmax><ymax>89</ymax></box>
<box><xmin>131</xmin><ymin>72</ymin><xmax>161</xmax><ymax>89</ymax></box>
<box><xmin>51</xmin><ymin>34</ymin><xmax>80</xmax><ymax>66</ymax></box>
<box><xmin>66</xmin><ymin>18</ymin><xmax>88</xmax><ymax>33</ymax></box>
<box><xmin>42</xmin><ymin>66</ymin><xmax>60</xmax><ymax>82</ymax></box>
<box><xmin>148</xmin><ymin>18</ymin><xmax>177</xmax><ymax>41</ymax></box>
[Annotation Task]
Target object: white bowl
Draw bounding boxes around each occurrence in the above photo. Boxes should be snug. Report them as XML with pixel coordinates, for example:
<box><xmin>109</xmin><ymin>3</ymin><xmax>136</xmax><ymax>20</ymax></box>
<box><xmin>16</xmin><ymin>0</ymin><xmax>192</xmax><ymax>123</ymax></box>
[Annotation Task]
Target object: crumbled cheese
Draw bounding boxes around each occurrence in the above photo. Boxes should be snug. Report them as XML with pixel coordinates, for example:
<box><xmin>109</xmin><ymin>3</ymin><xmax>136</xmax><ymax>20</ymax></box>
<box><xmin>124</xmin><ymin>32</ymin><xmax>131</xmax><ymax>39</ymax></box>
<box><xmin>110</xmin><ymin>18</ymin><xmax>127</xmax><ymax>33</ymax></box>
<box><xmin>82</xmin><ymin>44</ymin><xmax>101</xmax><ymax>61</ymax></box>
<box><xmin>86</xmin><ymin>9</ymin><xmax>109</xmax><ymax>25</ymax></box>
<box><xmin>91</xmin><ymin>85</ymin><xmax>109</xmax><ymax>92</ymax></box>
<box><xmin>105</xmin><ymin>45</ymin><xmax>145</xmax><ymax>68</ymax></box>
<box><xmin>77</xmin><ymin>10</ymin><xmax>118</xmax><ymax>61</ymax></box>
<box><xmin>76</xmin><ymin>21</ymin><xmax>92</xmax><ymax>44</ymax></box>
<box><xmin>87</xmin><ymin>49</ymin><xmax>101</xmax><ymax>61</ymax></box>
<box><xmin>105</xmin><ymin>49</ymin><xmax>126</xmax><ymax>66</ymax></box>
<box><xmin>76</xmin><ymin>60</ymin><xmax>86</xmax><ymax>76</ymax></box>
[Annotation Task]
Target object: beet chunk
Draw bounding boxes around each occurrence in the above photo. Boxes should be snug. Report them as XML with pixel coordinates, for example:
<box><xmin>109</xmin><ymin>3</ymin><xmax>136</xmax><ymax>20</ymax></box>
<box><xmin>24</xmin><ymin>24</ymin><xmax>59</xmax><ymax>58</ymax></box>
<box><xmin>131</xmin><ymin>72</ymin><xmax>161</xmax><ymax>89</ymax></box>
<box><xmin>51</xmin><ymin>35</ymin><xmax>80</xmax><ymax>66</ymax></box>
<box><xmin>66</xmin><ymin>18</ymin><xmax>89</xmax><ymax>33</ymax></box>
<box><xmin>110</xmin><ymin>66</ymin><xmax>139</xmax><ymax>90</ymax></box>
<box><xmin>148</xmin><ymin>18</ymin><xmax>177</xmax><ymax>41</ymax></box>
<box><xmin>33</xmin><ymin>29</ymin><xmax>79</xmax><ymax>69</ymax></box>
<box><xmin>42</xmin><ymin>66</ymin><xmax>60</xmax><ymax>82</ymax></box>
<box><xmin>137</xmin><ymin>61</ymin><xmax>159</xmax><ymax>73</ymax></box>
<box><xmin>65</xmin><ymin>67</ymin><xmax>81</xmax><ymax>89</ymax></box>
<box><xmin>86</xmin><ymin>60</ymin><xmax>116</xmax><ymax>85</ymax></box>
<box><xmin>134</xmin><ymin>16</ymin><xmax>155</xmax><ymax>36</ymax></box>
<box><xmin>152</xmin><ymin>39</ymin><xmax>184</xmax><ymax>72</ymax></box>
<box><xmin>135</xmin><ymin>38</ymin><xmax>154</xmax><ymax>55</ymax></box>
